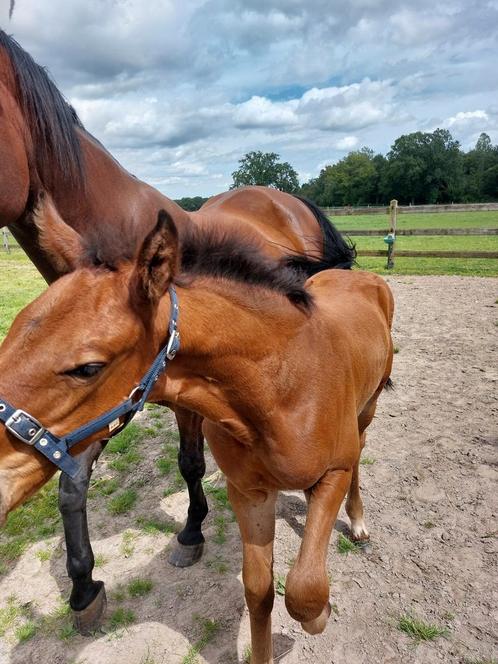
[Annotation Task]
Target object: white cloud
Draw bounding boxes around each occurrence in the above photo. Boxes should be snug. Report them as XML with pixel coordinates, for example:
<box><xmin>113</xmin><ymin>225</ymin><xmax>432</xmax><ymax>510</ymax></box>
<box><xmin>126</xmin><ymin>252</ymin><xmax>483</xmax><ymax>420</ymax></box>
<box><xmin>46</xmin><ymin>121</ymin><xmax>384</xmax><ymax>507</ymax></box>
<box><xmin>335</xmin><ymin>136</ymin><xmax>360</xmax><ymax>150</ymax></box>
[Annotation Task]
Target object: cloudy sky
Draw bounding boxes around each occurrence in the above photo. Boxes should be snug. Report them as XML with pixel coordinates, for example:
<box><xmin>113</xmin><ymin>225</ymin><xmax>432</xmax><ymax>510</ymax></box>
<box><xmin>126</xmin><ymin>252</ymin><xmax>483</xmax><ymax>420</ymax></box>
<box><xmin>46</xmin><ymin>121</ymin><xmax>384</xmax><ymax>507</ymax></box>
<box><xmin>2</xmin><ymin>0</ymin><xmax>498</xmax><ymax>197</ymax></box>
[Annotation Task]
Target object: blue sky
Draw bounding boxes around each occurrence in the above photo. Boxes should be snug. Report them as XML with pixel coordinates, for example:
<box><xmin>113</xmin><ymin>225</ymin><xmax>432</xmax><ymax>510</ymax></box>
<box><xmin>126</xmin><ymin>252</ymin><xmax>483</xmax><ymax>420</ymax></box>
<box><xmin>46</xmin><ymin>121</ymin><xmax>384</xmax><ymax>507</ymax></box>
<box><xmin>2</xmin><ymin>0</ymin><xmax>498</xmax><ymax>198</ymax></box>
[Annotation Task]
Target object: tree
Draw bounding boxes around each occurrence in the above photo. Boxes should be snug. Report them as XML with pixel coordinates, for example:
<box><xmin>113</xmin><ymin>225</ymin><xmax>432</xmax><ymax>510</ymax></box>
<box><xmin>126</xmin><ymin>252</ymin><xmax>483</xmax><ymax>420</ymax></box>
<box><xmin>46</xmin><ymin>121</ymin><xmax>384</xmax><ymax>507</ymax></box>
<box><xmin>174</xmin><ymin>196</ymin><xmax>208</xmax><ymax>211</ymax></box>
<box><xmin>231</xmin><ymin>151</ymin><xmax>299</xmax><ymax>193</ymax></box>
<box><xmin>462</xmin><ymin>133</ymin><xmax>498</xmax><ymax>201</ymax></box>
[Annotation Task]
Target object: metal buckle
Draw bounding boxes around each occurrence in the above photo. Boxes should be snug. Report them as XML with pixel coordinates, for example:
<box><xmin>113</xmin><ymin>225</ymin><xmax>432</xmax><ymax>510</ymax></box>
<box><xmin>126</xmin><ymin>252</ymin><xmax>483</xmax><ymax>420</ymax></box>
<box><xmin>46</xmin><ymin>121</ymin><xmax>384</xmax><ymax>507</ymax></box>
<box><xmin>5</xmin><ymin>409</ymin><xmax>45</xmax><ymax>445</ymax></box>
<box><xmin>166</xmin><ymin>330</ymin><xmax>180</xmax><ymax>359</ymax></box>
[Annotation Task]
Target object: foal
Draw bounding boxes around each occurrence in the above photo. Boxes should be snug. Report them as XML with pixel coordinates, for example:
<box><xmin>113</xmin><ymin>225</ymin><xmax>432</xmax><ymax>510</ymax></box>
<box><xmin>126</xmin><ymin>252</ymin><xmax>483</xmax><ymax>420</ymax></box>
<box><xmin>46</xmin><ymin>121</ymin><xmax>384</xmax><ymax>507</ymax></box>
<box><xmin>0</xmin><ymin>212</ymin><xmax>393</xmax><ymax>663</ymax></box>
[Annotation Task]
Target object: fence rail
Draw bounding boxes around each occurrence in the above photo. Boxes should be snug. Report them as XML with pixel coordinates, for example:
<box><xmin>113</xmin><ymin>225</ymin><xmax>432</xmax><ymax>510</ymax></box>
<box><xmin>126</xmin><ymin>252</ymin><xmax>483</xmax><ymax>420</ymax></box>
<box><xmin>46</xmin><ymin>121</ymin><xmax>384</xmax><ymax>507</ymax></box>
<box><xmin>343</xmin><ymin>228</ymin><xmax>498</xmax><ymax>237</ymax></box>
<box><xmin>360</xmin><ymin>250</ymin><xmax>498</xmax><ymax>259</ymax></box>
<box><xmin>322</xmin><ymin>202</ymin><xmax>498</xmax><ymax>216</ymax></box>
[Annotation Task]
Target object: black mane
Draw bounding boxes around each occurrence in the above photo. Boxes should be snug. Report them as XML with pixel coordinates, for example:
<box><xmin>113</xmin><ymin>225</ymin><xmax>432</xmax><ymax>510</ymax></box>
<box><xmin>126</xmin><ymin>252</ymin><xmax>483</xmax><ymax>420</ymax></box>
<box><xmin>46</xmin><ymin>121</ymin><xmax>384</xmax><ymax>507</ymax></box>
<box><xmin>178</xmin><ymin>226</ymin><xmax>313</xmax><ymax>311</ymax></box>
<box><xmin>0</xmin><ymin>30</ymin><xmax>84</xmax><ymax>189</ymax></box>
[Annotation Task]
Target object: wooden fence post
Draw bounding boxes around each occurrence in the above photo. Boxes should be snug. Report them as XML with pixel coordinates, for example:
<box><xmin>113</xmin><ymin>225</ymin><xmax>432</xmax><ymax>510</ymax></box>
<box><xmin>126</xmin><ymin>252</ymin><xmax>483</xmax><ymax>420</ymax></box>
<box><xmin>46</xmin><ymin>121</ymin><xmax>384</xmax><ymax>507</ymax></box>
<box><xmin>1</xmin><ymin>229</ymin><xmax>10</xmax><ymax>254</ymax></box>
<box><xmin>386</xmin><ymin>199</ymin><xmax>398</xmax><ymax>269</ymax></box>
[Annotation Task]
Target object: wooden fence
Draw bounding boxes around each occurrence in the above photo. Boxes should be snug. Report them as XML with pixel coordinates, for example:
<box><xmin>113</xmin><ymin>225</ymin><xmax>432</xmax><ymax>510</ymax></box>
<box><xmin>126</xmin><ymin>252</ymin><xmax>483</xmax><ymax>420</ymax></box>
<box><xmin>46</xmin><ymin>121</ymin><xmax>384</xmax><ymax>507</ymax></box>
<box><xmin>322</xmin><ymin>202</ymin><xmax>498</xmax><ymax>216</ymax></box>
<box><xmin>338</xmin><ymin>200</ymin><xmax>498</xmax><ymax>268</ymax></box>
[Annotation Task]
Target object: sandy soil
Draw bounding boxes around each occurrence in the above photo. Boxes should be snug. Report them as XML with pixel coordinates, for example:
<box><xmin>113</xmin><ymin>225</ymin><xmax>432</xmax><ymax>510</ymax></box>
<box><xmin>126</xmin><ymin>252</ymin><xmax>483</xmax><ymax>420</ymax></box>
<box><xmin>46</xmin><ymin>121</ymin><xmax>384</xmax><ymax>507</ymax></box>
<box><xmin>0</xmin><ymin>275</ymin><xmax>497</xmax><ymax>664</ymax></box>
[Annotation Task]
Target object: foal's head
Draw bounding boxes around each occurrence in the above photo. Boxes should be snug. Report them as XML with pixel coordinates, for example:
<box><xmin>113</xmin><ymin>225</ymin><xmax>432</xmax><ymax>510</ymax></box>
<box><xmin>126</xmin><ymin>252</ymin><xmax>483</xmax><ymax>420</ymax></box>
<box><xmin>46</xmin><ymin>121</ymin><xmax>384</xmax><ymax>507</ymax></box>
<box><xmin>0</xmin><ymin>212</ymin><xmax>179</xmax><ymax>523</ymax></box>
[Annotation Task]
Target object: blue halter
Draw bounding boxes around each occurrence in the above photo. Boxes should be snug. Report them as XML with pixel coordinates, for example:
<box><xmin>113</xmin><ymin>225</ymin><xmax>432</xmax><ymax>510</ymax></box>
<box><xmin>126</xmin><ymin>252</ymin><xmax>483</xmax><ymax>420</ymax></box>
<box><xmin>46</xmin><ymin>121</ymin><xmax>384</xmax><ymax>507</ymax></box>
<box><xmin>0</xmin><ymin>286</ymin><xmax>180</xmax><ymax>479</ymax></box>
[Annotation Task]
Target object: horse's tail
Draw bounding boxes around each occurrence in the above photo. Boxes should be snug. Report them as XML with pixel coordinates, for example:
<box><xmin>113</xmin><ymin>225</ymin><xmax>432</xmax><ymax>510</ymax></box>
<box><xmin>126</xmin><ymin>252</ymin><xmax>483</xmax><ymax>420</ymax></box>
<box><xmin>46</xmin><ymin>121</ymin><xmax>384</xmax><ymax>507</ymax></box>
<box><xmin>281</xmin><ymin>195</ymin><xmax>356</xmax><ymax>277</ymax></box>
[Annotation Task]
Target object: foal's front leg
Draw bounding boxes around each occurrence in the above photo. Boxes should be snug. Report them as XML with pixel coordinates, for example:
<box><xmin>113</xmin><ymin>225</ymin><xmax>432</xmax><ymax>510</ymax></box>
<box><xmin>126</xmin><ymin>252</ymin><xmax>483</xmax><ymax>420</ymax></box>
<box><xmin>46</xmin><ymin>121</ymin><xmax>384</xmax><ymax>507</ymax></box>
<box><xmin>285</xmin><ymin>468</ymin><xmax>352</xmax><ymax>635</ymax></box>
<box><xmin>58</xmin><ymin>440</ymin><xmax>106</xmax><ymax>634</ymax></box>
<box><xmin>168</xmin><ymin>405</ymin><xmax>209</xmax><ymax>567</ymax></box>
<box><xmin>228</xmin><ymin>482</ymin><xmax>277</xmax><ymax>664</ymax></box>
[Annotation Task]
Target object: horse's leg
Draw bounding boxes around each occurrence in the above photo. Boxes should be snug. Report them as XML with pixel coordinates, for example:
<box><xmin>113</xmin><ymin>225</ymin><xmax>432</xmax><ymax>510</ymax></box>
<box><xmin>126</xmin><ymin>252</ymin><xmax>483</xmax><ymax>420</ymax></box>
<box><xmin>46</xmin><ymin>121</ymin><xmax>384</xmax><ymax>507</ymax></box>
<box><xmin>345</xmin><ymin>396</ymin><xmax>380</xmax><ymax>542</ymax></box>
<box><xmin>58</xmin><ymin>440</ymin><xmax>107</xmax><ymax>635</ymax></box>
<box><xmin>285</xmin><ymin>468</ymin><xmax>352</xmax><ymax>635</ymax></box>
<box><xmin>169</xmin><ymin>405</ymin><xmax>209</xmax><ymax>567</ymax></box>
<box><xmin>228</xmin><ymin>481</ymin><xmax>277</xmax><ymax>664</ymax></box>
<box><xmin>345</xmin><ymin>432</ymin><xmax>369</xmax><ymax>541</ymax></box>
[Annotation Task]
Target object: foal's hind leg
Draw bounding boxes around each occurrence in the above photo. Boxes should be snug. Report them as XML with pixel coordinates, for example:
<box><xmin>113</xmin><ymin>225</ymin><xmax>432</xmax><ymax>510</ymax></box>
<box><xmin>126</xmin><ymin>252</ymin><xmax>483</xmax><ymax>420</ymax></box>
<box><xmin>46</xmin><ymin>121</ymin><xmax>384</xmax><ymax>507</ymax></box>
<box><xmin>345</xmin><ymin>432</ymin><xmax>369</xmax><ymax>541</ymax></box>
<box><xmin>346</xmin><ymin>397</ymin><xmax>380</xmax><ymax>542</ymax></box>
<box><xmin>168</xmin><ymin>405</ymin><xmax>208</xmax><ymax>567</ymax></box>
<box><xmin>58</xmin><ymin>440</ymin><xmax>107</xmax><ymax>634</ymax></box>
<box><xmin>286</xmin><ymin>468</ymin><xmax>352</xmax><ymax>635</ymax></box>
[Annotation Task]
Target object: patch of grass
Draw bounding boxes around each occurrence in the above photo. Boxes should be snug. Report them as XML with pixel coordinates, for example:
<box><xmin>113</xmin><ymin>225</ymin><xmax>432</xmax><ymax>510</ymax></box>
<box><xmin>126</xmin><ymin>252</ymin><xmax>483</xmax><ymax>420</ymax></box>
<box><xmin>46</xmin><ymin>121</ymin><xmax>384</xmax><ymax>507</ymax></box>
<box><xmin>398</xmin><ymin>614</ymin><xmax>449</xmax><ymax>642</ymax></box>
<box><xmin>181</xmin><ymin>617</ymin><xmax>220</xmax><ymax>664</ymax></box>
<box><xmin>111</xmin><ymin>584</ymin><xmax>127</xmax><ymax>603</ymax></box>
<box><xmin>242</xmin><ymin>645</ymin><xmax>252</xmax><ymax>663</ymax></box>
<box><xmin>35</xmin><ymin>547</ymin><xmax>53</xmax><ymax>562</ymax></box>
<box><xmin>120</xmin><ymin>530</ymin><xmax>137</xmax><ymax>557</ymax></box>
<box><xmin>163</xmin><ymin>470</ymin><xmax>185</xmax><ymax>497</ymax></box>
<box><xmin>108</xmin><ymin>489</ymin><xmax>137</xmax><ymax>515</ymax></box>
<box><xmin>206</xmin><ymin>556</ymin><xmax>229</xmax><ymax>574</ymax></box>
<box><xmin>108</xmin><ymin>607</ymin><xmax>135</xmax><ymax>631</ymax></box>
<box><xmin>203</xmin><ymin>480</ymin><xmax>231</xmax><ymax>511</ymax></box>
<box><xmin>213</xmin><ymin>515</ymin><xmax>227</xmax><ymax>545</ymax></box>
<box><xmin>89</xmin><ymin>477</ymin><xmax>119</xmax><ymax>498</ymax></box>
<box><xmin>393</xmin><ymin>346</ymin><xmax>400</xmax><ymax>354</ymax></box>
<box><xmin>360</xmin><ymin>456</ymin><xmax>375</xmax><ymax>465</ymax></box>
<box><xmin>15</xmin><ymin>621</ymin><xmax>37</xmax><ymax>642</ymax></box>
<box><xmin>136</xmin><ymin>516</ymin><xmax>176</xmax><ymax>535</ymax></box>
<box><xmin>337</xmin><ymin>533</ymin><xmax>361</xmax><ymax>554</ymax></box>
<box><xmin>0</xmin><ymin>596</ymin><xmax>29</xmax><ymax>636</ymax></box>
<box><xmin>0</xmin><ymin>479</ymin><xmax>60</xmax><ymax>565</ymax></box>
<box><xmin>58</xmin><ymin>623</ymin><xmax>77</xmax><ymax>641</ymax></box>
<box><xmin>106</xmin><ymin>423</ymin><xmax>145</xmax><ymax>472</ymax></box>
<box><xmin>127</xmin><ymin>578</ymin><xmax>154</xmax><ymax>597</ymax></box>
<box><xmin>332</xmin><ymin>210</ymin><xmax>498</xmax><ymax>231</ymax></box>
<box><xmin>94</xmin><ymin>553</ymin><xmax>108</xmax><ymax>568</ymax></box>
<box><xmin>275</xmin><ymin>575</ymin><xmax>286</xmax><ymax>596</ymax></box>
<box><xmin>423</xmin><ymin>521</ymin><xmax>437</xmax><ymax>529</ymax></box>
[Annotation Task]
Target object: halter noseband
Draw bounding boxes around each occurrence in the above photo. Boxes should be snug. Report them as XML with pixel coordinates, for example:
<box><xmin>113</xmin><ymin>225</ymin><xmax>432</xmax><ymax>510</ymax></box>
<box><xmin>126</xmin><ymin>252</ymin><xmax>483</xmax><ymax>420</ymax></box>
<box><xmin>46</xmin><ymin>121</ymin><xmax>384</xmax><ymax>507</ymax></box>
<box><xmin>0</xmin><ymin>287</ymin><xmax>180</xmax><ymax>479</ymax></box>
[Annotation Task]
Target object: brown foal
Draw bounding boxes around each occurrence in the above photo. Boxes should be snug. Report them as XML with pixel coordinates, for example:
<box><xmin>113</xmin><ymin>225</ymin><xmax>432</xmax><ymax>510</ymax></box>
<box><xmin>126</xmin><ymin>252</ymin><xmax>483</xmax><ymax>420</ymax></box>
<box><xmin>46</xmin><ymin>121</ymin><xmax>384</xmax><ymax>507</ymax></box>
<box><xmin>0</xmin><ymin>212</ymin><xmax>393</xmax><ymax>663</ymax></box>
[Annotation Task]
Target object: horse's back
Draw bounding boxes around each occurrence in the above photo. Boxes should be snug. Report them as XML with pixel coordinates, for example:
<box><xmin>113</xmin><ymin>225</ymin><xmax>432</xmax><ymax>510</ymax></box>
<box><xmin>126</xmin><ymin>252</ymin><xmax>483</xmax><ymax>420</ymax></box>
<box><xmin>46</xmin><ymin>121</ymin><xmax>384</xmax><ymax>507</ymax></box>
<box><xmin>192</xmin><ymin>186</ymin><xmax>321</xmax><ymax>257</ymax></box>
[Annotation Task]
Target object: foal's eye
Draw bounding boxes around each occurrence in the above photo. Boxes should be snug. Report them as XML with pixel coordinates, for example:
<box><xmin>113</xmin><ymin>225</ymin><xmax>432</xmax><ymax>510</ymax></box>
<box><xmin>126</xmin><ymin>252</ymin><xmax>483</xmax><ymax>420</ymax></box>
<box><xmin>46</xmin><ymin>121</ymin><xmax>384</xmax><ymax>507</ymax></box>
<box><xmin>65</xmin><ymin>363</ymin><xmax>106</xmax><ymax>379</ymax></box>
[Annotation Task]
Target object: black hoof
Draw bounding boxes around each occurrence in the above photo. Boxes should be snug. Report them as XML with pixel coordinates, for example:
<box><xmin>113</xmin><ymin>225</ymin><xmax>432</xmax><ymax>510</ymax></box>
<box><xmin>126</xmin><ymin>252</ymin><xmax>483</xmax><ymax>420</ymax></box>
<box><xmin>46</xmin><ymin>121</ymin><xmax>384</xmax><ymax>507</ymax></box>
<box><xmin>72</xmin><ymin>583</ymin><xmax>107</xmax><ymax>635</ymax></box>
<box><xmin>169</xmin><ymin>541</ymin><xmax>204</xmax><ymax>567</ymax></box>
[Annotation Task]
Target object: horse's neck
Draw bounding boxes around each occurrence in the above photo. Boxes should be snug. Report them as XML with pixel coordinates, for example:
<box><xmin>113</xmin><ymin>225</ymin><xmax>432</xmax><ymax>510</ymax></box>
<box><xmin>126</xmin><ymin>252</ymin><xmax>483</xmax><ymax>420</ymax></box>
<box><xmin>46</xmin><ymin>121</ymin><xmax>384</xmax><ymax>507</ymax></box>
<box><xmin>156</xmin><ymin>282</ymin><xmax>307</xmax><ymax>438</ymax></box>
<box><xmin>11</xmin><ymin>129</ymin><xmax>192</xmax><ymax>283</ymax></box>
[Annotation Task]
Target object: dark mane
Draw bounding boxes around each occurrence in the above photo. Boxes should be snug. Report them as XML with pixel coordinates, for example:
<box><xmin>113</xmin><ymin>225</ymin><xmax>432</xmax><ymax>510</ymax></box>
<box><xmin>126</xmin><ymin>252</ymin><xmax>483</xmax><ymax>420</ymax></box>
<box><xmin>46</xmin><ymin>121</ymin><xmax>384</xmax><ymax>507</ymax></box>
<box><xmin>178</xmin><ymin>226</ymin><xmax>313</xmax><ymax>311</ymax></box>
<box><xmin>0</xmin><ymin>30</ymin><xmax>84</xmax><ymax>189</ymax></box>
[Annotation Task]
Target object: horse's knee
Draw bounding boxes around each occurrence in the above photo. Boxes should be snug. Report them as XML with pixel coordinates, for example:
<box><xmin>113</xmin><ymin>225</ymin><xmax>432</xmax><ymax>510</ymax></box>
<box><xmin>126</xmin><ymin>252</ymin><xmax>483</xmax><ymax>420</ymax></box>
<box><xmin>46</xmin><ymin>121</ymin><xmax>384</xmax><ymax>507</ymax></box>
<box><xmin>243</xmin><ymin>558</ymin><xmax>274</xmax><ymax>617</ymax></box>
<box><xmin>285</xmin><ymin>565</ymin><xmax>329</xmax><ymax>626</ymax></box>
<box><xmin>178</xmin><ymin>450</ymin><xmax>206</xmax><ymax>483</ymax></box>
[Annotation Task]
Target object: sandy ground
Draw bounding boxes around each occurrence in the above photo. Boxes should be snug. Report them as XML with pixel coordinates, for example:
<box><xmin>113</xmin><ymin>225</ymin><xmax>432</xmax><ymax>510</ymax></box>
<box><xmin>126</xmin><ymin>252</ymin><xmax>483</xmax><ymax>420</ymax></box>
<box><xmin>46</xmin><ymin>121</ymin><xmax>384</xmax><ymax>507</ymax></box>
<box><xmin>0</xmin><ymin>275</ymin><xmax>497</xmax><ymax>664</ymax></box>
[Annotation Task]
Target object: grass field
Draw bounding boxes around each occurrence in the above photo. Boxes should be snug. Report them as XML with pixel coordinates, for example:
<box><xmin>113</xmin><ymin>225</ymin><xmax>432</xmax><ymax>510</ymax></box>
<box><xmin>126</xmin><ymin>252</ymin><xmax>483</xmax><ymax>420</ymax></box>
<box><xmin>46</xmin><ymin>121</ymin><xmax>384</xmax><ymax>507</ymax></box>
<box><xmin>330</xmin><ymin>210</ymin><xmax>498</xmax><ymax>277</ymax></box>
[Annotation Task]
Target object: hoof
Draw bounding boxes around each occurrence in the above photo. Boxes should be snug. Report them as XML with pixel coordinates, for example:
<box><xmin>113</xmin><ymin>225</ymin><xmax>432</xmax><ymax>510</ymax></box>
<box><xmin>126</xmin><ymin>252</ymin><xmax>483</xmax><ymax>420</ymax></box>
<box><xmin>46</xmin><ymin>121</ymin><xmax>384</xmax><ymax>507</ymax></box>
<box><xmin>72</xmin><ymin>583</ymin><xmax>107</xmax><ymax>635</ymax></box>
<box><xmin>169</xmin><ymin>541</ymin><xmax>204</xmax><ymax>568</ymax></box>
<box><xmin>301</xmin><ymin>602</ymin><xmax>331</xmax><ymax>635</ymax></box>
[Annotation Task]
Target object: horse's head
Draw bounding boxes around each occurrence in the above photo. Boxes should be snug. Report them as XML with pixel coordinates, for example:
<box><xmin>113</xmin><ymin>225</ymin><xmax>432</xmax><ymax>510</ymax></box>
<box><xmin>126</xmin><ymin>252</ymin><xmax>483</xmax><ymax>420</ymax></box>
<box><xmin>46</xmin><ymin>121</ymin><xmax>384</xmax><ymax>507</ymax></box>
<box><xmin>0</xmin><ymin>210</ymin><xmax>179</xmax><ymax>524</ymax></box>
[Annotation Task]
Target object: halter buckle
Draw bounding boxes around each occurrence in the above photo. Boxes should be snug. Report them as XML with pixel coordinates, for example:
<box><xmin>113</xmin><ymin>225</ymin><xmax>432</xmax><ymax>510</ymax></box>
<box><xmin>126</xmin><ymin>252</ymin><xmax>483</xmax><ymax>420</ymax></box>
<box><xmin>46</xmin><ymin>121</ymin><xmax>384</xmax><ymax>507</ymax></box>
<box><xmin>5</xmin><ymin>409</ymin><xmax>45</xmax><ymax>445</ymax></box>
<box><xmin>166</xmin><ymin>330</ymin><xmax>180</xmax><ymax>360</ymax></box>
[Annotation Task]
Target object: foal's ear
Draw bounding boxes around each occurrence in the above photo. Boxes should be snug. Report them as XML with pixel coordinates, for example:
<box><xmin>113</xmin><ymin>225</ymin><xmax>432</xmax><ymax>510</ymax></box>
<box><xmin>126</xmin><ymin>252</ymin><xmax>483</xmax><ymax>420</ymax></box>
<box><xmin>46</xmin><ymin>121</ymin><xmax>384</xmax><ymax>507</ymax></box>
<box><xmin>134</xmin><ymin>210</ymin><xmax>179</xmax><ymax>303</ymax></box>
<box><xmin>32</xmin><ymin>192</ymin><xmax>84</xmax><ymax>273</ymax></box>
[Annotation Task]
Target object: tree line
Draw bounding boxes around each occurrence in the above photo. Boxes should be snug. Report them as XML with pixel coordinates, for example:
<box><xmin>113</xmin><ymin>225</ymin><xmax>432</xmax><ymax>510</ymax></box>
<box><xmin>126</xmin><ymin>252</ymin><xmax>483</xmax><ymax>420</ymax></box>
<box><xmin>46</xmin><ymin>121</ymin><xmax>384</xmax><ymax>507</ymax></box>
<box><xmin>175</xmin><ymin>130</ymin><xmax>498</xmax><ymax>210</ymax></box>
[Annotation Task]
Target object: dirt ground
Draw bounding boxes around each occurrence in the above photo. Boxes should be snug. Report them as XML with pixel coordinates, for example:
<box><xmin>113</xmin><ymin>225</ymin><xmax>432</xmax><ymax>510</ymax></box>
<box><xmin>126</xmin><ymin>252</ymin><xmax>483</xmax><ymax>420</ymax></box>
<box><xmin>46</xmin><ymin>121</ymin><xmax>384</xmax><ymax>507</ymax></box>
<box><xmin>0</xmin><ymin>275</ymin><xmax>497</xmax><ymax>664</ymax></box>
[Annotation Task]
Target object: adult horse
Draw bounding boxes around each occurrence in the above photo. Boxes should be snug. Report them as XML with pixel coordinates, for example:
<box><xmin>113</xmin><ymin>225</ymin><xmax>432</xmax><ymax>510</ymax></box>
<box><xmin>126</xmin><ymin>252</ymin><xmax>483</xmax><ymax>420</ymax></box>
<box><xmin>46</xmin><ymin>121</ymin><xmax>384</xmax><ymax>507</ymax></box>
<box><xmin>0</xmin><ymin>210</ymin><xmax>393</xmax><ymax>663</ymax></box>
<box><xmin>0</xmin><ymin>29</ymin><xmax>355</xmax><ymax>630</ymax></box>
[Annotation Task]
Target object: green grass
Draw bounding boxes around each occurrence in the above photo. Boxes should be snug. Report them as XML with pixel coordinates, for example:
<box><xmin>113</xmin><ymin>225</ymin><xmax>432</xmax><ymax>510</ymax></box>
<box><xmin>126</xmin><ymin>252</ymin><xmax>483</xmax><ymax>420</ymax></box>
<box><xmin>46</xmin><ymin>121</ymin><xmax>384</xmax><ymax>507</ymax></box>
<box><xmin>213</xmin><ymin>515</ymin><xmax>228</xmax><ymax>545</ymax></box>
<box><xmin>203</xmin><ymin>480</ymin><xmax>231</xmax><ymax>511</ymax></box>
<box><xmin>135</xmin><ymin>516</ymin><xmax>176</xmax><ymax>535</ymax></box>
<box><xmin>127</xmin><ymin>578</ymin><xmax>153</xmax><ymax>597</ymax></box>
<box><xmin>0</xmin><ymin>479</ymin><xmax>60</xmax><ymax>566</ymax></box>
<box><xmin>337</xmin><ymin>533</ymin><xmax>361</xmax><ymax>554</ymax></box>
<box><xmin>181</xmin><ymin>617</ymin><xmax>219</xmax><ymax>664</ymax></box>
<box><xmin>108</xmin><ymin>489</ymin><xmax>137</xmax><ymax>515</ymax></box>
<box><xmin>15</xmin><ymin>621</ymin><xmax>37</xmax><ymax>642</ymax></box>
<box><xmin>331</xmin><ymin>210</ymin><xmax>498</xmax><ymax>231</ymax></box>
<box><xmin>275</xmin><ymin>575</ymin><xmax>286</xmax><ymax>596</ymax></box>
<box><xmin>108</xmin><ymin>607</ymin><xmax>136</xmax><ymax>631</ymax></box>
<box><xmin>327</xmin><ymin>210</ymin><xmax>498</xmax><ymax>276</ymax></box>
<box><xmin>0</xmin><ymin>596</ymin><xmax>27</xmax><ymax>636</ymax></box>
<box><xmin>360</xmin><ymin>456</ymin><xmax>375</xmax><ymax>465</ymax></box>
<box><xmin>397</xmin><ymin>614</ymin><xmax>449</xmax><ymax>642</ymax></box>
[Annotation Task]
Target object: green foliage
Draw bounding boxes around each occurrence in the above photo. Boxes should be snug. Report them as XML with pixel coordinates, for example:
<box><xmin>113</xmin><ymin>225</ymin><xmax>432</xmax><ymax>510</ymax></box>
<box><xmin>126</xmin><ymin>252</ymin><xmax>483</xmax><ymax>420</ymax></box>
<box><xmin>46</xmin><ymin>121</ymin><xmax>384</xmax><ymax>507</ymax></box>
<box><xmin>0</xmin><ymin>479</ymin><xmax>60</xmax><ymax>565</ymax></box>
<box><xmin>337</xmin><ymin>533</ymin><xmax>361</xmax><ymax>554</ymax></box>
<box><xmin>275</xmin><ymin>575</ymin><xmax>286</xmax><ymax>596</ymax></box>
<box><xmin>231</xmin><ymin>151</ymin><xmax>299</xmax><ymax>193</ymax></box>
<box><xmin>108</xmin><ymin>607</ymin><xmax>136</xmax><ymax>631</ymax></box>
<box><xmin>14</xmin><ymin>621</ymin><xmax>37</xmax><ymax>642</ymax></box>
<box><xmin>174</xmin><ymin>196</ymin><xmax>209</xmax><ymax>211</ymax></box>
<box><xmin>108</xmin><ymin>489</ymin><xmax>137</xmax><ymax>515</ymax></box>
<box><xmin>397</xmin><ymin>614</ymin><xmax>448</xmax><ymax>642</ymax></box>
<box><xmin>127</xmin><ymin>578</ymin><xmax>153</xmax><ymax>597</ymax></box>
<box><xmin>300</xmin><ymin>130</ymin><xmax>498</xmax><ymax>207</ymax></box>
<box><xmin>181</xmin><ymin>617</ymin><xmax>219</xmax><ymax>664</ymax></box>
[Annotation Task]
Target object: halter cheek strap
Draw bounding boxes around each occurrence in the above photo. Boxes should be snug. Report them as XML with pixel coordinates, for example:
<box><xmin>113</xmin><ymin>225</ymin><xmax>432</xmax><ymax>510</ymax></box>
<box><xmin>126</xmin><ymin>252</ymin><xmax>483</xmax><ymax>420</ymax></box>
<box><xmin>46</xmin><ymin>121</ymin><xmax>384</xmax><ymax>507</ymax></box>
<box><xmin>0</xmin><ymin>286</ymin><xmax>180</xmax><ymax>479</ymax></box>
